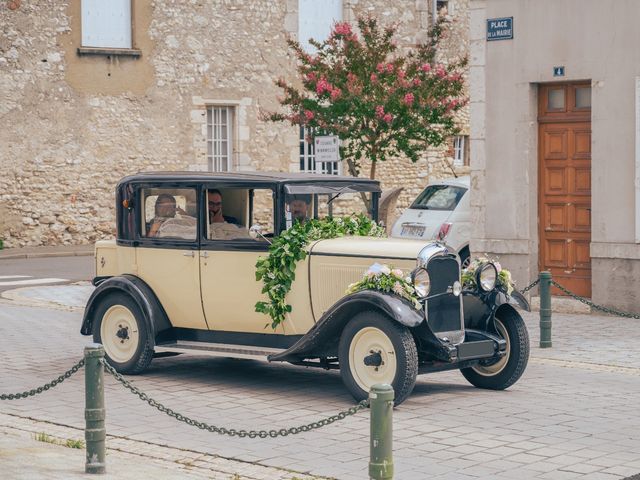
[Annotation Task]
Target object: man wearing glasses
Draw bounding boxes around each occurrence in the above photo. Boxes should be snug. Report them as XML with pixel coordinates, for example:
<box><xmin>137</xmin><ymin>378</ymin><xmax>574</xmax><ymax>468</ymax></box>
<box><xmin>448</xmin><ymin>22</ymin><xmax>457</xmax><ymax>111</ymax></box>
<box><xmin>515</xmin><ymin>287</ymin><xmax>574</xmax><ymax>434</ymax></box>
<box><xmin>208</xmin><ymin>189</ymin><xmax>239</xmax><ymax>225</ymax></box>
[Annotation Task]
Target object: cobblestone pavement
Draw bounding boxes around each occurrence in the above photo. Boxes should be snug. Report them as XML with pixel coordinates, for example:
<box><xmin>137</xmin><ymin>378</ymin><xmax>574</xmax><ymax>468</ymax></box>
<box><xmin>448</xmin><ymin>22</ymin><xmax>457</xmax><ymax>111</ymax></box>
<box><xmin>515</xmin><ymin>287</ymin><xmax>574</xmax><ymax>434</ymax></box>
<box><xmin>1</xmin><ymin>288</ymin><xmax>639</xmax><ymax>480</ymax></box>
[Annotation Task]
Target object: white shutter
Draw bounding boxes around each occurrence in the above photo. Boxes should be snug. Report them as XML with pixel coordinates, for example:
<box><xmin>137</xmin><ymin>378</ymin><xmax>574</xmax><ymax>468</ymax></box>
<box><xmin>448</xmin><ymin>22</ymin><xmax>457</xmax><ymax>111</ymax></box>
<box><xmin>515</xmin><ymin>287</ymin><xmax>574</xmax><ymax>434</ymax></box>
<box><xmin>81</xmin><ymin>0</ymin><xmax>132</xmax><ymax>49</ymax></box>
<box><xmin>298</xmin><ymin>0</ymin><xmax>342</xmax><ymax>53</ymax></box>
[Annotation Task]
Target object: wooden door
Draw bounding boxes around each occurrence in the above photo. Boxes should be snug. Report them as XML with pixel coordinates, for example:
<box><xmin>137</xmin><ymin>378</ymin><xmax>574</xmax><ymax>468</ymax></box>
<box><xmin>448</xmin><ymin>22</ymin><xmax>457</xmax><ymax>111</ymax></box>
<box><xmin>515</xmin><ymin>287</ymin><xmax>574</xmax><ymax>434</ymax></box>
<box><xmin>538</xmin><ymin>83</ymin><xmax>592</xmax><ymax>297</ymax></box>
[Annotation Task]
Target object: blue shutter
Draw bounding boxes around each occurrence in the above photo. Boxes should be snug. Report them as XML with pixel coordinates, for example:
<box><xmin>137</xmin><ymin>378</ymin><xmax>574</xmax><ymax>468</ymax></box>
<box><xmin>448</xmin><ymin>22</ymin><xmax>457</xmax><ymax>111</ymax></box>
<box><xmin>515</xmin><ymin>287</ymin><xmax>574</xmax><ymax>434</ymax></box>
<box><xmin>81</xmin><ymin>0</ymin><xmax>132</xmax><ymax>49</ymax></box>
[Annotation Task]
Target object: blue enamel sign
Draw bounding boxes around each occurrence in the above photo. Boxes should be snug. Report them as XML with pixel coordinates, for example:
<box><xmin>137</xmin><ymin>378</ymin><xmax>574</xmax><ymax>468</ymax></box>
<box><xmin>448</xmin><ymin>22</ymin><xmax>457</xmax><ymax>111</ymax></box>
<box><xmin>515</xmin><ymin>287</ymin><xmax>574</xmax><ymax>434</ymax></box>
<box><xmin>553</xmin><ymin>66</ymin><xmax>565</xmax><ymax>77</ymax></box>
<box><xmin>487</xmin><ymin>17</ymin><xmax>513</xmax><ymax>41</ymax></box>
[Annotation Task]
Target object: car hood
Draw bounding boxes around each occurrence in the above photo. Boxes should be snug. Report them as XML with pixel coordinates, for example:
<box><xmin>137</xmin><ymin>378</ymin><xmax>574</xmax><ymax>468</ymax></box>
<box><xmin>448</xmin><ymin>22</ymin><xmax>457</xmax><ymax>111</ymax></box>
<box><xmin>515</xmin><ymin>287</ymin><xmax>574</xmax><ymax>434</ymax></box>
<box><xmin>309</xmin><ymin>236</ymin><xmax>431</xmax><ymax>260</ymax></box>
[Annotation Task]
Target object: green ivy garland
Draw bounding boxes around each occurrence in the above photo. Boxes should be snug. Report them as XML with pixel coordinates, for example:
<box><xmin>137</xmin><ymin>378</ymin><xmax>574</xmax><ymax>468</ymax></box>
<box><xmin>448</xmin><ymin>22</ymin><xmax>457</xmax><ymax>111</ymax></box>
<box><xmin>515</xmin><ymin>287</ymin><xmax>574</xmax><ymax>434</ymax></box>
<box><xmin>461</xmin><ymin>257</ymin><xmax>515</xmax><ymax>295</ymax></box>
<box><xmin>255</xmin><ymin>214</ymin><xmax>386</xmax><ymax>329</ymax></box>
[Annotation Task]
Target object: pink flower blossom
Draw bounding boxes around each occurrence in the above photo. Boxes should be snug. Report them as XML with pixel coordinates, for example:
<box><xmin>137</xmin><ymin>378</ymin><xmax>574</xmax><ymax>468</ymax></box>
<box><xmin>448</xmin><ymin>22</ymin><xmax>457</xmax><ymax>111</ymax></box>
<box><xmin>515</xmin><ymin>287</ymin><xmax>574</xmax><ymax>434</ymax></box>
<box><xmin>304</xmin><ymin>110</ymin><xmax>314</xmax><ymax>120</ymax></box>
<box><xmin>403</xmin><ymin>93</ymin><xmax>415</xmax><ymax>106</ymax></box>
<box><xmin>333</xmin><ymin>22</ymin><xmax>352</xmax><ymax>36</ymax></box>
<box><xmin>386</xmin><ymin>63</ymin><xmax>394</xmax><ymax>73</ymax></box>
<box><xmin>347</xmin><ymin>72</ymin><xmax>357</xmax><ymax>83</ymax></box>
<box><xmin>316</xmin><ymin>78</ymin><xmax>330</xmax><ymax>94</ymax></box>
<box><xmin>449</xmin><ymin>73</ymin><xmax>461</xmax><ymax>82</ymax></box>
<box><xmin>376</xmin><ymin>63</ymin><xmax>385</xmax><ymax>73</ymax></box>
<box><xmin>305</xmin><ymin>72</ymin><xmax>317</xmax><ymax>82</ymax></box>
<box><xmin>413</xmin><ymin>78</ymin><xmax>421</xmax><ymax>86</ymax></box>
<box><xmin>370</xmin><ymin>73</ymin><xmax>378</xmax><ymax>83</ymax></box>
<box><xmin>383</xmin><ymin>113</ymin><xmax>393</xmax><ymax>123</ymax></box>
<box><xmin>330</xmin><ymin>88</ymin><xmax>342</xmax><ymax>100</ymax></box>
<box><xmin>421</xmin><ymin>63</ymin><xmax>431</xmax><ymax>73</ymax></box>
<box><xmin>397</xmin><ymin>69</ymin><xmax>405</xmax><ymax>79</ymax></box>
<box><xmin>435</xmin><ymin>64</ymin><xmax>446</xmax><ymax>78</ymax></box>
<box><xmin>375</xmin><ymin>105</ymin><xmax>385</xmax><ymax>118</ymax></box>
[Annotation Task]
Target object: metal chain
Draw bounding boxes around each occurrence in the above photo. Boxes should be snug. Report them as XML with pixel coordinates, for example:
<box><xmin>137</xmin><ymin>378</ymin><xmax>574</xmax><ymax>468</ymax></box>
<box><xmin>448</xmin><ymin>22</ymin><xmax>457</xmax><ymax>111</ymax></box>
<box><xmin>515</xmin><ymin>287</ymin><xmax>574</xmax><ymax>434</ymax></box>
<box><xmin>0</xmin><ymin>358</ymin><xmax>85</xmax><ymax>400</ymax></box>
<box><xmin>102</xmin><ymin>360</ymin><xmax>369</xmax><ymax>437</ymax></box>
<box><xmin>519</xmin><ymin>278</ymin><xmax>540</xmax><ymax>294</ymax></box>
<box><xmin>550</xmin><ymin>280</ymin><xmax>640</xmax><ymax>319</ymax></box>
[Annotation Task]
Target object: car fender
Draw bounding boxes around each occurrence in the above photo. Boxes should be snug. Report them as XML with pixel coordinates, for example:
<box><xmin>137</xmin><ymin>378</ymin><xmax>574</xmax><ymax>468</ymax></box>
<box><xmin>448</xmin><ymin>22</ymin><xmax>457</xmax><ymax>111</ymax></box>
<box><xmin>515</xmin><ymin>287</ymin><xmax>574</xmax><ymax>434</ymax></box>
<box><xmin>80</xmin><ymin>275</ymin><xmax>172</xmax><ymax>341</ymax></box>
<box><xmin>463</xmin><ymin>289</ymin><xmax>530</xmax><ymax>333</ymax></box>
<box><xmin>268</xmin><ymin>290</ymin><xmax>424</xmax><ymax>362</ymax></box>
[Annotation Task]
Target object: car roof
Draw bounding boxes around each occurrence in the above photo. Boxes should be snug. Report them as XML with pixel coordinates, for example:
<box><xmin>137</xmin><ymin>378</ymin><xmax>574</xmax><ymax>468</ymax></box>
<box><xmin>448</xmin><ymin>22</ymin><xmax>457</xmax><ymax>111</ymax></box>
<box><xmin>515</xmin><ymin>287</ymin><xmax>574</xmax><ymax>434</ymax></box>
<box><xmin>427</xmin><ymin>175</ymin><xmax>470</xmax><ymax>188</ymax></box>
<box><xmin>118</xmin><ymin>171</ymin><xmax>380</xmax><ymax>189</ymax></box>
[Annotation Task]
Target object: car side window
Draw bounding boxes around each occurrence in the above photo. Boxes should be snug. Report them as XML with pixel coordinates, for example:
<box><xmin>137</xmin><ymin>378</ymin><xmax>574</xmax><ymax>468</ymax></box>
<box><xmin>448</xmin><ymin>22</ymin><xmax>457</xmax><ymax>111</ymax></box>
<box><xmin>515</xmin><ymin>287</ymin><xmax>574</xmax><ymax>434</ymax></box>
<box><xmin>141</xmin><ymin>188</ymin><xmax>197</xmax><ymax>240</ymax></box>
<box><xmin>206</xmin><ymin>187</ymin><xmax>274</xmax><ymax>241</ymax></box>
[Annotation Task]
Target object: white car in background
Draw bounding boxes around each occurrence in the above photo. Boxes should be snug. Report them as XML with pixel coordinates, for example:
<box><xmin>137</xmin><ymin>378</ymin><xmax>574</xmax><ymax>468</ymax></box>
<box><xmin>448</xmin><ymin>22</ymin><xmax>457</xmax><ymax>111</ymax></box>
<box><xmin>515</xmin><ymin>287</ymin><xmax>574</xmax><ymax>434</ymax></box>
<box><xmin>391</xmin><ymin>176</ymin><xmax>471</xmax><ymax>266</ymax></box>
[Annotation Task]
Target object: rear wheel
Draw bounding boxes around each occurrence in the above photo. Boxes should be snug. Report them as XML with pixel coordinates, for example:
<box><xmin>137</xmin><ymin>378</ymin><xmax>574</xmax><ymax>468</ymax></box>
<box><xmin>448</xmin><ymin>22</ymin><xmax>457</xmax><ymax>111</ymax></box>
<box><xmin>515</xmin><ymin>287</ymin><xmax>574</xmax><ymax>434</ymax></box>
<box><xmin>339</xmin><ymin>311</ymin><xmax>418</xmax><ymax>406</ymax></box>
<box><xmin>92</xmin><ymin>292</ymin><xmax>154</xmax><ymax>374</ymax></box>
<box><xmin>459</xmin><ymin>246</ymin><xmax>471</xmax><ymax>269</ymax></box>
<box><xmin>460</xmin><ymin>308</ymin><xmax>529</xmax><ymax>390</ymax></box>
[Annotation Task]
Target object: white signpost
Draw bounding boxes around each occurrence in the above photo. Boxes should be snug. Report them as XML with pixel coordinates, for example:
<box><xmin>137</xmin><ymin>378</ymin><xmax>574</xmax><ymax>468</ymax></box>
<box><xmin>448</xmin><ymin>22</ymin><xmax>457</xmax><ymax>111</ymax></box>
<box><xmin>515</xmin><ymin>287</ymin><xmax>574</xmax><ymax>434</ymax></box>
<box><xmin>314</xmin><ymin>135</ymin><xmax>341</xmax><ymax>163</ymax></box>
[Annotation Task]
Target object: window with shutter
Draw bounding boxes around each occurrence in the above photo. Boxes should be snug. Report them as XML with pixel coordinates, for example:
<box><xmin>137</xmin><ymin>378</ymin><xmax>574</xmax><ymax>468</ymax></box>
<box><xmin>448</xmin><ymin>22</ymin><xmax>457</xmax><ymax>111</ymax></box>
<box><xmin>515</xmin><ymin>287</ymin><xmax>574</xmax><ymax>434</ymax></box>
<box><xmin>298</xmin><ymin>0</ymin><xmax>342</xmax><ymax>53</ymax></box>
<box><xmin>81</xmin><ymin>0</ymin><xmax>132</xmax><ymax>49</ymax></box>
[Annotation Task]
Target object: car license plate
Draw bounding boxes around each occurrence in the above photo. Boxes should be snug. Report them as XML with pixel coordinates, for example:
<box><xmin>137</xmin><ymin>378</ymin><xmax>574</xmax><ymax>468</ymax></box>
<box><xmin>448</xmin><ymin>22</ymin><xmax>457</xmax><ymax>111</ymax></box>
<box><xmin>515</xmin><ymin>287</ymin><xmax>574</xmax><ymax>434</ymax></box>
<box><xmin>401</xmin><ymin>225</ymin><xmax>425</xmax><ymax>237</ymax></box>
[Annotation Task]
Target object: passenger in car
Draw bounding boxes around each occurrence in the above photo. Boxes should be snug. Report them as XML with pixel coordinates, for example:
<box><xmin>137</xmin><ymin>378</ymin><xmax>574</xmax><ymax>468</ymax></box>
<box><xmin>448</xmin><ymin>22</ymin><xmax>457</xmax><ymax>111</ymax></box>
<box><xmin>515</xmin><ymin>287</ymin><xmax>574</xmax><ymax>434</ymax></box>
<box><xmin>286</xmin><ymin>194</ymin><xmax>311</xmax><ymax>225</ymax></box>
<box><xmin>147</xmin><ymin>193</ymin><xmax>178</xmax><ymax>237</ymax></box>
<box><xmin>208</xmin><ymin>189</ymin><xmax>240</xmax><ymax>225</ymax></box>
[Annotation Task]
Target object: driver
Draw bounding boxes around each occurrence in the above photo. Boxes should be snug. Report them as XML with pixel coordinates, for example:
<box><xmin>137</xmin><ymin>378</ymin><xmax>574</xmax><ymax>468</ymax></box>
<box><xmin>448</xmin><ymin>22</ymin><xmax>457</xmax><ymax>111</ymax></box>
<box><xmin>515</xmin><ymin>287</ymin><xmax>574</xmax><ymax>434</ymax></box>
<box><xmin>286</xmin><ymin>194</ymin><xmax>311</xmax><ymax>225</ymax></box>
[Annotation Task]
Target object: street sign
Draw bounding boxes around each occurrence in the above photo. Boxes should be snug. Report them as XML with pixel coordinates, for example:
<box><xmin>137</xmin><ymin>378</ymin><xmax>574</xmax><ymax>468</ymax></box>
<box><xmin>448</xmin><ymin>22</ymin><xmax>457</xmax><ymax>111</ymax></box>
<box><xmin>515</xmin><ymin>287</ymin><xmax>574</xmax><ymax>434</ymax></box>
<box><xmin>486</xmin><ymin>17</ymin><xmax>513</xmax><ymax>41</ymax></box>
<box><xmin>553</xmin><ymin>66</ymin><xmax>565</xmax><ymax>77</ymax></box>
<box><xmin>314</xmin><ymin>135</ymin><xmax>341</xmax><ymax>163</ymax></box>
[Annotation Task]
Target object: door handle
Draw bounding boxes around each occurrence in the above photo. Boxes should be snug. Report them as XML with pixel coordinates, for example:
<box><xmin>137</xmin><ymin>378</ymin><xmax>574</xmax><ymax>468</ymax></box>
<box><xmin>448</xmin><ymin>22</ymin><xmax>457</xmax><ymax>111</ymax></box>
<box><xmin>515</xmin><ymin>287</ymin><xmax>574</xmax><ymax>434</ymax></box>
<box><xmin>183</xmin><ymin>251</ymin><xmax>195</xmax><ymax>257</ymax></box>
<box><xmin>201</xmin><ymin>251</ymin><xmax>209</xmax><ymax>259</ymax></box>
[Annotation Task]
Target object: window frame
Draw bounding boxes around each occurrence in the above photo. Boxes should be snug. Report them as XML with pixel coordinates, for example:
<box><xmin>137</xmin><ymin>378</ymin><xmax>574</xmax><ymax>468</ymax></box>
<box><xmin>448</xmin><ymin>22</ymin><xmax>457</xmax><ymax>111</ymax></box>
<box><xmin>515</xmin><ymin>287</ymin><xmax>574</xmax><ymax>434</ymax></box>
<box><xmin>78</xmin><ymin>0</ymin><xmax>141</xmax><ymax>57</ymax></box>
<box><xmin>207</xmin><ymin>105</ymin><xmax>236</xmax><ymax>172</ymax></box>
<box><xmin>452</xmin><ymin>135</ymin><xmax>469</xmax><ymax>167</ymax></box>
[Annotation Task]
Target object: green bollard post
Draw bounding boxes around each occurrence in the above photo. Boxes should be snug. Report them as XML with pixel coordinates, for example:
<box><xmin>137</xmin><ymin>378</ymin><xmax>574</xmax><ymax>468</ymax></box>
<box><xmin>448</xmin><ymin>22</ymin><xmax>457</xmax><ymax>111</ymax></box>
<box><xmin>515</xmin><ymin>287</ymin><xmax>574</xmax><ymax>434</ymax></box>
<box><xmin>369</xmin><ymin>384</ymin><xmax>394</xmax><ymax>480</ymax></box>
<box><xmin>539</xmin><ymin>271</ymin><xmax>552</xmax><ymax>348</ymax></box>
<box><xmin>85</xmin><ymin>344</ymin><xmax>106</xmax><ymax>474</ymax></box>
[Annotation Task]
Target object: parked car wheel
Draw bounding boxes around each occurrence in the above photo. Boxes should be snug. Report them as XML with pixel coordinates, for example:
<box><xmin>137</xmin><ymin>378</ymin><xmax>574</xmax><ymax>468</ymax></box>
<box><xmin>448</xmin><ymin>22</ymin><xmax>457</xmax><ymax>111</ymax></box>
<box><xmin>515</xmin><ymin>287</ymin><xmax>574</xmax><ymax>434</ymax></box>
<box><xmin>339</xmin><ymin>311</ymin><xmax>418</xmax><ymax>405</ymax></box>
<box><xmin>92</xmin><ymin>292</ymin><xmax>154</xmax><ymax>374</ymax></box>
<box><xmin>459</xmin><ymin>246</ymin><xmax>470</xmax><ymax>268</ymax></box>
<box><xmin>460</xmin><ymin>308</ymin><xmax>529</xmax><ymax>390</ymax></box>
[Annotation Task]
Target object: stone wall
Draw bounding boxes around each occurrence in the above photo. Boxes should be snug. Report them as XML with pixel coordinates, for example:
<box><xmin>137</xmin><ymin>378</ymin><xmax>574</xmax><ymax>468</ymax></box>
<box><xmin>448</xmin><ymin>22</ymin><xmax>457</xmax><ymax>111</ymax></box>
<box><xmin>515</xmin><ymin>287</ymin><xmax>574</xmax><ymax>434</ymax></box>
<box><xmin>0</xmin><ymin>0</ymin><xmax>469</xmax><ymax>247</ymax></box>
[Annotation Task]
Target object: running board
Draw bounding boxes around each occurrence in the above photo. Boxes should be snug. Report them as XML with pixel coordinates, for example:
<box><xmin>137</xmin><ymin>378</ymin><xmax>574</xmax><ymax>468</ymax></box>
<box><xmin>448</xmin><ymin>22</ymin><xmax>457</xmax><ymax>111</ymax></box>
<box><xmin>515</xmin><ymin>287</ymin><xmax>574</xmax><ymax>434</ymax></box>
<box><xmin>154</xmin><ymin>340</ymin><xmax>285</xmax><ymax>361</ymax></box>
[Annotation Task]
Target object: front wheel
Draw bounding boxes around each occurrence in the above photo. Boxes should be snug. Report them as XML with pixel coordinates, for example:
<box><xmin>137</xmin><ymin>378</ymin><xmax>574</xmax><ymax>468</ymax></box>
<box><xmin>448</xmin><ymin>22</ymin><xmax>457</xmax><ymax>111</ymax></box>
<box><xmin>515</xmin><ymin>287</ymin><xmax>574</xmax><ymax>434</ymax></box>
<box><xmin>92</xmin><ymin>292</ymin><xmax>154</xmax><ymax>374</ymax></box>
<box><xmin>339</xmin><ymin>311</ymin><xmax>418</xmax><ymax>406</ymax></box>
<box><xmin>460</xmin><ymin>308</ymin><xmax>529</xmax><ymax>390</ymax></box>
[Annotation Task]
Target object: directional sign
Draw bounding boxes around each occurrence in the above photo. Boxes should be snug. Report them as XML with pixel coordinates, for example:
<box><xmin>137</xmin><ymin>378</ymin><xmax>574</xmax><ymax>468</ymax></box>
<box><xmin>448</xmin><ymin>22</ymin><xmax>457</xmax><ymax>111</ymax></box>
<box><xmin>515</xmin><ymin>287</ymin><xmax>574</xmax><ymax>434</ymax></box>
<box><xmin>487</xmin><ymin>17</ymin><xmax>513</xmax><ymax>41</ymax></box>
<box><xmin>553</xmin><ymin>66</ymin><xmax>565</xmax><ymax>77</ymax></box>
<box><xmin>314</xmin><ymin>135</ymin><xmax>341</xmax><ymax>163</ymax></box>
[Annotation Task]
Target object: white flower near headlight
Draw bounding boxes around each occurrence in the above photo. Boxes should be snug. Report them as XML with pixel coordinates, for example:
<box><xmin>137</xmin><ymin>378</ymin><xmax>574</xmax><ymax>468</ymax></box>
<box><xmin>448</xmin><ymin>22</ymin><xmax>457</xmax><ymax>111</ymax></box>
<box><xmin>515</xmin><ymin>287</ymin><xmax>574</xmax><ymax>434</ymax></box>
<box><xmin>391</xmin><ymin>268</ymin><xmax>403</xmax><ymax>278</ymax></box>
<box><xmin>494</xmin><ymin>261</ymin><xmax>502</xmax><ymax>273</ymax></box>
<box><xmin>366</xmin><ymin>262</ymin><xmax>385</xmax><ymax>276</ymax></box>
<box><xmin>380</xmin><ymin>265</ymin><xmax>391</xmax><ymax>275</ymax></box>
<box><xmin>393</xmin><ymin>281</ymin><xmax>404</xmax><ymax>295</ymax></box>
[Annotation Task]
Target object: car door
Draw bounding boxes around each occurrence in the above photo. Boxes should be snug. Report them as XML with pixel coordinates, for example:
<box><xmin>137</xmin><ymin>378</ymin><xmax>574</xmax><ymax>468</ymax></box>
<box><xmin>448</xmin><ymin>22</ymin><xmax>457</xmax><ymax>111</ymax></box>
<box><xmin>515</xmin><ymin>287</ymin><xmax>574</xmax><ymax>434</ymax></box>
<box><xmin>134</xmin><ymin>185</ymin><xmax>209</xmax><ymax>330</ymax></box>
<box><xmin>199</xmin><ymin>186</ymin><xmax>314</xmax><ymax>335</ymax></box>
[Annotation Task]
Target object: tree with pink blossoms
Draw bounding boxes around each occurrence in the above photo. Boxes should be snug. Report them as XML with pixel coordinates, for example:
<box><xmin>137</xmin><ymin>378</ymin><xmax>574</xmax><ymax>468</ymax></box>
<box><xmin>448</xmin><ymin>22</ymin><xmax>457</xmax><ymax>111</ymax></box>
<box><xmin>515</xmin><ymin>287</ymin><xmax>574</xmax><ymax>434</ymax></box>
<box><xmin>266</xmin><ymin>15</ymin><xmax>468</xmax><ymax>184</ymax></box>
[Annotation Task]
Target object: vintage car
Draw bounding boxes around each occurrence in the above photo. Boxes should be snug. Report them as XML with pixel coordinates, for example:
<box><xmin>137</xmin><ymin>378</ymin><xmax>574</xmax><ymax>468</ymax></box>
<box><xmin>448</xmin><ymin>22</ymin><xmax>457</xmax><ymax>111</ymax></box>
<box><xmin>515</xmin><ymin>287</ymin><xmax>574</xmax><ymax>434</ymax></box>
<box><xmin>81</xmin><ymin>172</ymin><xmax>530</xmax><ymax>405</ymax></box>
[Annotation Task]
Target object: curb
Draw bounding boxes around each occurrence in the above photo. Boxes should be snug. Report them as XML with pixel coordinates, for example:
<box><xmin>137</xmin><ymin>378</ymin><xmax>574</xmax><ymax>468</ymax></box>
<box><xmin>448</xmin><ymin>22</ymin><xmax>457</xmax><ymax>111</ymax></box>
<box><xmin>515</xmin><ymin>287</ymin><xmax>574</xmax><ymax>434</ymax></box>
<box><xmin>0</xmin><ymin>250</ymin><xmax>93</xmax><ymax>260</ymax></box>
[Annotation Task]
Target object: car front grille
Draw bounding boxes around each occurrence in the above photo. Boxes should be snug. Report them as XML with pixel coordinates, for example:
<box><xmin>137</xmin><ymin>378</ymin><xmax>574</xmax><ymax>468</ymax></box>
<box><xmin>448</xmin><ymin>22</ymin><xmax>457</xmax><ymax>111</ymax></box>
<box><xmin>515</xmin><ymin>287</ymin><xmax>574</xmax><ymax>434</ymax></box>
<box><xmin>425</xmin><ymin>255</ymin><xmax>463</xmax><ymax>336</ymax></box>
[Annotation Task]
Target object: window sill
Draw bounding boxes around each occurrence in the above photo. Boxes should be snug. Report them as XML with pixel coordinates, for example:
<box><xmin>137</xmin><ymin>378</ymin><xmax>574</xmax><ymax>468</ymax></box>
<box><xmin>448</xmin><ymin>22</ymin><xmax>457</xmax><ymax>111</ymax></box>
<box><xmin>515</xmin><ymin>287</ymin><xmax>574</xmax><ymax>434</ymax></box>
<box><xmin>77</xmin><ymin>47</ymin><xmax>142</xmax><ymax>57</ymax></box>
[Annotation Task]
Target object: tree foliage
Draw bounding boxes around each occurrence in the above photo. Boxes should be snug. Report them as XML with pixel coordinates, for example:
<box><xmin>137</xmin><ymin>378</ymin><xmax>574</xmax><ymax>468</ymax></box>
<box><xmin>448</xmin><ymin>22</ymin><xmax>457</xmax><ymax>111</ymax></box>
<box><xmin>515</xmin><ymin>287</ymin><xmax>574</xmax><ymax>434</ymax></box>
<box><xmin>266</xmin><ymin>15</ymin><xmax>468</xmax><ymax>180</ymax></box>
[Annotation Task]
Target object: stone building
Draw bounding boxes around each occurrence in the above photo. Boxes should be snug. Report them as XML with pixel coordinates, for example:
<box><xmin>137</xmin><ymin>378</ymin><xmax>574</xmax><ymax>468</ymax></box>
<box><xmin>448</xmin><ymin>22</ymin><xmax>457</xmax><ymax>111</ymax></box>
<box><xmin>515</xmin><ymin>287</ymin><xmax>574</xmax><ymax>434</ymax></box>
<box><xmin>469</xmin><ymin>0</ymin><xmax>640</xmax><ymax>310</ymax></box>
<box><xmin>0</xmin><ymin>0</ymin><xmax>470</xmax><ymax>247</ymax></box>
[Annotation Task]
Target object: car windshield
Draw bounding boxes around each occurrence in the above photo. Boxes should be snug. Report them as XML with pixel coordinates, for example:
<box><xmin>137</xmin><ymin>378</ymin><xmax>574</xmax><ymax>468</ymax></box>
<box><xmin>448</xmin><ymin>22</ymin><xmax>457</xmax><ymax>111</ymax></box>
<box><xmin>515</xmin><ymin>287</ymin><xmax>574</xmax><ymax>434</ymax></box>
<box><xmin>283</xmin><ymin>190</ymin><xmax>372</xmax><ymax>230</ymax></box>
<box><xmin>411</xmin><ymin>184</ymin><xmax>467</xmax><ymax>211</ymax></box>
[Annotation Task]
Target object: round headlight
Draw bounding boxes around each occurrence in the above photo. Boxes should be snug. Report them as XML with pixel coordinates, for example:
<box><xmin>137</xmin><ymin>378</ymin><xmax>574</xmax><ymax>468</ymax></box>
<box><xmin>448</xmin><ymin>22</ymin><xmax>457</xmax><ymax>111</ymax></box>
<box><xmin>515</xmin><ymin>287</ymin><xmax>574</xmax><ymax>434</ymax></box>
<box><xmin>477</xmin><ymin>263</ymin><xmax>498</xmax><ymax>291</ymax></box>
<box><xmin>452</xmin><ymin>280</ymin><xmax>462</xmax><ymax>297</ymax></box>
<box><xmin>412</xmin><ymin>268</ymin><xmax>431</xmax><ymax>298</ymax></box>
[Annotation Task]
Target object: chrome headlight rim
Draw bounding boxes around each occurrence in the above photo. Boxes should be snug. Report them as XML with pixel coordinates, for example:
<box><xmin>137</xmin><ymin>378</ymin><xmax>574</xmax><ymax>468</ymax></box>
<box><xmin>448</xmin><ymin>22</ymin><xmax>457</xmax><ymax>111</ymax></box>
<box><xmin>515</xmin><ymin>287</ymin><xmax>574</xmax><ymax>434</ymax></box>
<box><xmin>411</xmin><ymin>267</ymin><xmax>431</xmax><ymax>299</ymax></box>
<box><xmin>476</xmin><ymin>262</ymin><xmax>498</xmax><ymax>292</ymax></box>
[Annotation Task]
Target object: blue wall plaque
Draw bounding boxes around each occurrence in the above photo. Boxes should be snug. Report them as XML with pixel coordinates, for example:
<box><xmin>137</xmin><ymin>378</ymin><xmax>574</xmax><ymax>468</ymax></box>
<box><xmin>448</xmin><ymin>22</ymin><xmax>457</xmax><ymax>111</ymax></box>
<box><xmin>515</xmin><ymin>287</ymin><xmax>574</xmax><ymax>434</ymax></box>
<box><xmin>553</xmin><ymin>66</ymin><xmax>565</xmax><ymax>77</ymax></box>
<box><xmin>487</xmin><ymin>17</ymin><xmax>513</xmax><ymax>41</ymax></box>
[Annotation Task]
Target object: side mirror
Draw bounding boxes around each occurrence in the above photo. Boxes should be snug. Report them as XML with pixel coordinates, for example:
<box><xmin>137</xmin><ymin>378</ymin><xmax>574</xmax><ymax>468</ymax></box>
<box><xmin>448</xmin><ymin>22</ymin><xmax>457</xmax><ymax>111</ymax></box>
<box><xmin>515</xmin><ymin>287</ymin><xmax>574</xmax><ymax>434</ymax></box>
<box><xmin>249</xmin><ymin>224</ymin><xmax>271</xmax><ymax>244</ymax></box>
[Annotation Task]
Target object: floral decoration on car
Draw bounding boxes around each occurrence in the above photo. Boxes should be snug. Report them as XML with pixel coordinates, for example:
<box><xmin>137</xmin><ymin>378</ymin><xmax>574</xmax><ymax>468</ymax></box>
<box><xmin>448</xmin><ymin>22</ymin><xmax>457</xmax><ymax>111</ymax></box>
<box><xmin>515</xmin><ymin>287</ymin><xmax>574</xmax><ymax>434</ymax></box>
<box><xmin>461</xmin><ymin>256</ymin><xmax>515</xmax><ymax>295</ymax></box>
<box><xmin>346</xmin><ymin>263</ymin><xmax>422</xmax><ymax>310</ymax></box>
<box><xmin>255</xmin><ymin>214</ymin><xmax>386</xmax><ymax>329</ymax></box>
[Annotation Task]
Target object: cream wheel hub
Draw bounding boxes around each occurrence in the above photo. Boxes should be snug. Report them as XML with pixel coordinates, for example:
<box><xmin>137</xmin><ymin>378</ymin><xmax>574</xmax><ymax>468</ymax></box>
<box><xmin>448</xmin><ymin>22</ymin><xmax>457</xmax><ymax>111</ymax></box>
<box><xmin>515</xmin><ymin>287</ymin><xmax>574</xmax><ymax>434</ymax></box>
<box><xmin>472</xmin><ymin>318</ymin><xmax>509</xmax><ymax>376</ymax></box>
<box><xmin>349</xmin><ymin>327</ymin><xmax>397</xmax><ymax>392</ymax></box>
<box><xmin>101</xmin><ymin>305</ymin><xmax>140</xmax><ymax>364</ymax></box>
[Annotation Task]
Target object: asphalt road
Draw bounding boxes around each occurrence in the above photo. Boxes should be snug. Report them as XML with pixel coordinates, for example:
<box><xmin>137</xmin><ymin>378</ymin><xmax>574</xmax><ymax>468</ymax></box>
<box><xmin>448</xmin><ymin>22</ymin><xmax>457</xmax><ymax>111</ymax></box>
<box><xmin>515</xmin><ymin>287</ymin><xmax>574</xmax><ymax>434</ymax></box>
<box><xmin>0</xmin><ymin>256</ymin><xmax>94</xmax><ymax>293</ymax></box>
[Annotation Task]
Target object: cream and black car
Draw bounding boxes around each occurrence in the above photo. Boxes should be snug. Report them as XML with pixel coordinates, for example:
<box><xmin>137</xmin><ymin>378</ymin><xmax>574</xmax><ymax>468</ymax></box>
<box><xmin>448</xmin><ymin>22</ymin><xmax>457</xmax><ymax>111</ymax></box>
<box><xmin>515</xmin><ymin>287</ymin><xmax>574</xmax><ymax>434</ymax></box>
<box><xmin>81</xmin><ymin>172</ymin><xmax>530</xmax><ymax>405</ymax></box>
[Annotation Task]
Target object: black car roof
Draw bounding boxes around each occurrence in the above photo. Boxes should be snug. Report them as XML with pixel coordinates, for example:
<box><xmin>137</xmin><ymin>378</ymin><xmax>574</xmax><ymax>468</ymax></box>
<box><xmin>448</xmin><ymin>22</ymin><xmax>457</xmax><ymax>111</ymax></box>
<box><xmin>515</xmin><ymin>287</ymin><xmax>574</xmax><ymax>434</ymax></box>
<box><xmin>117</xmin><ymin>171</ymin><xmax>381</xmax><ymax>191</ymax></box>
